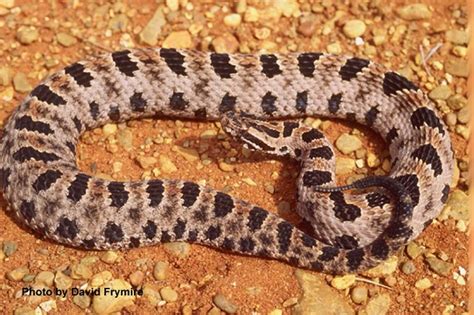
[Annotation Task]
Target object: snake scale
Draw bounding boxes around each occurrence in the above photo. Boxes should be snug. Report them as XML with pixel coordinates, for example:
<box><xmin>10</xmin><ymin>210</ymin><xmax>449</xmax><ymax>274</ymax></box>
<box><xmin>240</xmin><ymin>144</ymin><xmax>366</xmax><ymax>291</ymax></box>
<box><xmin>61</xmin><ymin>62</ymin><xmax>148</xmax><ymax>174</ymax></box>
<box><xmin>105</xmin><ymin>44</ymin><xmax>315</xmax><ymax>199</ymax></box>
<box><xmin>0</xmin><ymin>48</ymin><xmax>453</xmax><ymax>274</ymax></box>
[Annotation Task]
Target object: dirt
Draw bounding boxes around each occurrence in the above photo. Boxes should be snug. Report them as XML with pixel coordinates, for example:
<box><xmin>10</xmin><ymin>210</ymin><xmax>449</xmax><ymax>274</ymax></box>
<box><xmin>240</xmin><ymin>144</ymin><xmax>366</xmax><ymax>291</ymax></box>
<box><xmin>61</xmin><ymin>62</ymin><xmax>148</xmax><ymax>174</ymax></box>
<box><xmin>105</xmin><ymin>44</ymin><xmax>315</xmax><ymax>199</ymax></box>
<box><xmin>0</xmin><ymin>0</ymin><xmax>469</xmax><ymax>314</ymax></box>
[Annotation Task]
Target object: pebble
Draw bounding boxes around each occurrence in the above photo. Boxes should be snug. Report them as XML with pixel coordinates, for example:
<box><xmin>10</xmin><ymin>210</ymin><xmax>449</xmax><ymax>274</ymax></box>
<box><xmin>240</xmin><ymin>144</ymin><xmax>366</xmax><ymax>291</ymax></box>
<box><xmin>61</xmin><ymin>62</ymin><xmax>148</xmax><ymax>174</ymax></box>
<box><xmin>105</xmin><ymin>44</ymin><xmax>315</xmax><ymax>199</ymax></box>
<box><xmin>445</xmin><ymin>29</ymin><xmax>468</xmax><ymax>45</ymax></box>
<box><xmin>159</xmin><ymin>155</ymin><xmax>178</xmax><ymax>173</ymax></box>
<box><xmin>212</xmin><ymin>33</ymin><xmax>240</xmax><ymax>53</ymax></box>
<box><xmin>364</xmin><ymin>256</ymin><xmax>398</xmax><ymax>278</ymax></box>
<box><xmin>0</xmin><ymin>0</ymin><xmax>14</xmax><ymax>8</ymax></box>
<box><xmin>293</xmin><ymin>270</ymin><xmax>353</xmax><ymax>314</ymax></box>
<box><xmin>244</xmin><ymin>6</ymin><xmax>259</xmax><ymax>22</ymax></box>
<box><xmin>342</xmin><ymin>19</ymin><xmax>366</xmax><ymax>38</ymax></box>
<box><xmin>13</xmin><ymin>306</ymin><xmax>36</xmax><ymax>315</ymax></box>
<box><xmin>397</xmin><ymin>3</ymin><xmax>432</xmax><ymax>20</ymax></box>
<box><xmin>176</xmin><ymin>146</ymin><xmax>199</xmax><ymax>162</ymax></box>
<box><xmin>366</xmin><ymin>152</ymin><xmax>381</xmax><ymax>168</ymax></box>
<box><xmin>3</xmin><ymin>240</ymin><xmax>17</xmax><ymax>256</ymax></box>
<box><xmin>335</xmin><ymin>133</ymin><xmax>362</xmax><ymax>154</ymax></box>
<box><xmin>218</xmin><ymin>160</ymin><xmax>234</xmax><ymax>172</ymax></box>
<box><xmin>365</xmin><ymin>293</ymin><xmax>391</xmax><ymax>315</ymax></box>
<box><xmin>91</xmin><ymin>271</ymin><xmax>113</xmax><ymax>287</ymax></box>
<box><xmin>56</xmin><ymin>32</ymin><xmax>77</xmax><ymax>47</ymax></box>
<box><xmin>153</xmin><ymin>261</ymin><xmax>169</xmax><ymax>280</ymax></box>
<box><xmin>16</xmin><ymin>26</ymin><xmax>39</xmax><ymax>45</ymax></box>
<box><xmin>54</xmin><ymin>271</ymin><xmax>73</xmax><ymax>290</ymax></box>
<box><xmin>224</xmin><ymin>14</ymin><xmax>242</xmax><ymax>27</ymax></box>
<box><xmin>326</xmin><ymin>42</ymin><xmax>342</xmax><ymax>54</ymax></box>
<box><xmin>213</xmin><ymin>294</ymin><xmax>238</xmax><ymax>314</ymax></box>
<box><xmin>445</xmin><ymin>58</ymin><xmax>469</xmax><ymax>77</ymax></box>
<box><xmin>0</xmin><ymin>66</ymin><xmax>11</xmax><ymax>86</ymax></box>
<box><xmin>92</xmin><ymin>279</ymin><xmax>136</xmax><ymax>314</ymax></box>
<box><xmin>162</xmin><ymin>31</ymin><xmax>193</xmax><ymax>49</ymax></box>
<box><xmin>447</xmin><ymin>94</ymin><xmax>467</xmax><ymax>110</ymax></box>
<box><xmin>13</xmin><ymin>72</ymin><xmax>32</xmax><ymax>93</ymax></box>
<box><xmin>445</xmin><ymin>112</ymin><xmax>457</xmax><ymax>126</ymax></box>
<box><xmin>139</xmin><ymin>7</ymin><xmax>165</xmax><ymax>45</ymax></box>
<box><xmin>455</xmin><ymin>220</ymin><xmax>467</xmax><ymax>233</ymax></box>
<box><xmin>6</xmin><ymin>266</ymin><xmax>29</xmax><ymax>281</ymax></box>
<box><xmin>428</xmin><ymin>85</ymin><xmax>452</xmax><ymax>100</ymax></box>
<box><xmin>401</xmin><ymin>261</ymin><xmax>416</xmax><ymax>274</ymax></box>
<box><xmin>129</xmin><ymin>271</ymin><xmax>144</xmax><ymax>286</ymax></box>
<box><xmin>298</xmin><ymin>14</ymin><xmax>318</xmax><ymax>37</ymax></box>
<box><xmin>136</xmin><ymin>156</ymin><xmax>158</xmax><ymax>169</ymax></box>
<box><xmin>452</xmin><ymin>46</ymin><xmax>467</xmax><ymax>57</ymax></box>
<box><xmin>73</xmin><ymin>295</ymin><xmax>91</xmax><ymax>309</ymax></box>
<box><xmin>160</xmin><ymin>286</ymin><xmax>178</xmax><ymax>302</ymax></box>
<box><xmin>415</xmin><ymin>278</ymin><xmax>432</xmax><ymax>290</ymax></box>
<box><xmin>268</xmin><ymin>310</ymin><xmax>283</xmax><ymax>315</ymax></box>
<box><xmin>35</xmin><ymin>271</ymin><xmax>54</xmax><ymax>287</ymax></box>
<box><xmin>143</xmin><ymin>284</ymin><xmax>162</xmax><ymax>306</ymax></box>
<box><xmin>39</xmin><ymin>300</ymin><xmax>56</xmax><ymax>313</ymax></box>
<box><xmin>331</xmin><ymin>274</ymin><xmax>356</xmax><ymax>290</ymax></box>
<box><xmin>445</xmin><ymin>189</ymin><xmax>469</xmax><ymax>220</ymax></box>
<box><xmin>117</xmin><ymin>129</ymin><xmax>133</xmax><ymax>150</ymax></box>
<box><xmin>457</xmin><ymin>107</ymin><xmax>468</xmax><ymax>124</ymax></box>
<box><xmin>102</xmin><ymin>123</ymin><xmax>117</xmax><ymax>136</ymax></box>
<box><xmin>406</xmin><ymin>242</ymin><xmax>424</xmax><ymax>259</ymax></box>
<box><xmin>166</xmin><ymin>0</ymin><xmax>179</xmax><ymax>11</ymax></box>
<box><xmin>351</xmin><ymin>286</ymin><xmax>368</xmax><ymax>304</ymax></box>
<box><xmin>425</xmin><ymin>255</ymin><xmax>453</xmax><ymax>276</ymax></box>
<box><xmin>242</xmin><ymin>177</ymin><xmax>257</xmax><ymax>186</ymax></box>
<box><xmin>71</xmin><ymin>262</ymin><xmax>93</xmax><ymax>280</ymax></box>
<box><xmin>101</xmin><ymin>251</ymin><xmax>119</xmax><ymax>264</ymax></box>
<box><xmin>163</xmin><ymin>242</ymin><xmax>190</xmax><ymax>258</ymax></box>
<box><xmin>335</xmin><ymin>157</ymin><xmax>356</xmax><ymax>175</ymax></box>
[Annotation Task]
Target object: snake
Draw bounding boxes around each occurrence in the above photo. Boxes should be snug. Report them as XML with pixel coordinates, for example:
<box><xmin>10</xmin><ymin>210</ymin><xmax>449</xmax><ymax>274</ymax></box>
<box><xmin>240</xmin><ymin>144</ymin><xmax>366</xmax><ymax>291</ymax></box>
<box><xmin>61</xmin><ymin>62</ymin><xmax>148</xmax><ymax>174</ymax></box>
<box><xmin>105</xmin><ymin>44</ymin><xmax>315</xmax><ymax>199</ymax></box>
<box><xmin>0</xmin><ymin>48</ymin><xmax>453</xmax><ymax>274</ymax></box>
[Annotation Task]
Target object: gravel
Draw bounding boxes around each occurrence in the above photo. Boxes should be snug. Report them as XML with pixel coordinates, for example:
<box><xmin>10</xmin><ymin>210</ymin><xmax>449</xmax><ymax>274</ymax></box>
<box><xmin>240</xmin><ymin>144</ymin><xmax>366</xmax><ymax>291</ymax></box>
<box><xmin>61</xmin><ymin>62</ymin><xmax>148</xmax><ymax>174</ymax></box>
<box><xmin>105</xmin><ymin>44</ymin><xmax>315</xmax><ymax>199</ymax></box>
<box><xmin>342</xmin><ymin>19</ymin><xmax>366</xmax><ymax>38</ymax></box>
<box><xmin>213</xmin><ymin>294</ymin><xmax>239</xmax><ymax>314</ymax></box>
<box><xmin>3</xmin><ymin>240</ymin><xmax>17</xmax><ymax>257</ymax></box>
<box><xmin>335</xmin><ymin>133</ymin><xmax>362</xmax><ymax>154</ymax></box>
<box><xmin>396</xmin><ymin>4</ymin><xmax>432</xmax><ymax>20</ymax></box>
<box><xmin>139</xmin><ymin>7</ymin><xmax>166</xmax><ymax>45</ymax></box>
<box><xmin>92</xmin><ymin>279</ymin><xmax>136</xmax><ymax>314</ymax></box>
<box><xmin>401</xmin><ymin>261</ymin><xmax>416</xmax><ymax>274</ymax></box>
<box><xmin>162</xmin><ymin>31</ymin><xmax>193</xmax><ymax>49</ymax></box>
<box><xmin>12</xmin><ymin>72</ymin><xmax>32</xmax><ymax>93</ymax></box>
<box><xmin>160</xmin><ymin>286</ymin><xmax>178</xmax><ymax>302</ymax></box>
<box><xmin>351</xmin><ymin>286</ymin><xmax>368</xmax><ymax>304</ymax></box>
<box><xmin>153</xmin><ymin>261</ymin><xmax>169</xmax><ymax>280</ymax></box>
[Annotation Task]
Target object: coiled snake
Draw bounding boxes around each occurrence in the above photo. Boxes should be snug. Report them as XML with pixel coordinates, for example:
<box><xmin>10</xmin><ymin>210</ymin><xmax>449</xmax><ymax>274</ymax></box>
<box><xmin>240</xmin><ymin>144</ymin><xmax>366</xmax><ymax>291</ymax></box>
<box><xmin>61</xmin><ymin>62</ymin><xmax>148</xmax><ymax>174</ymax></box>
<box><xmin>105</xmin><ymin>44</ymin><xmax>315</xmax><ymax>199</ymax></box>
<box><xmin>0</xmin><ymin>48</ymin><xmax>453</xmax><ymax>274</ymax></box>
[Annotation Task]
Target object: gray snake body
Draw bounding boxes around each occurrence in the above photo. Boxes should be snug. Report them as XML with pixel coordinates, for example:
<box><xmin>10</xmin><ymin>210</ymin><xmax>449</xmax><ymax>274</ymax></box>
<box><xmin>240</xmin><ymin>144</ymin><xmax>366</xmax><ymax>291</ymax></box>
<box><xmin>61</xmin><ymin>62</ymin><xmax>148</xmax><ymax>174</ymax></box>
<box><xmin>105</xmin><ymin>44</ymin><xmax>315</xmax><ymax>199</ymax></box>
<box><xmin>0</xmin><ymin>48</ymin><xmax>453</xmax><ymax>274</ymax></box>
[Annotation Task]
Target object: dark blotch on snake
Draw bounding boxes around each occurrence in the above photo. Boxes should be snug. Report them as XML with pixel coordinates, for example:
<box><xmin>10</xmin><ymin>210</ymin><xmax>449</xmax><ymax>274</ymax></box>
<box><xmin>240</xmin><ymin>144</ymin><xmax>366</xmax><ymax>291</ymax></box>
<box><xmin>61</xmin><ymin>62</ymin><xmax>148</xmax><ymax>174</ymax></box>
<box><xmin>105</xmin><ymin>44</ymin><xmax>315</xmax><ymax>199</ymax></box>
<box><xmin>296</xmin><ymin>91</ymin><xmax>308</xmax><ymax>113</ymax></box>
<box><xmin>219</xmin><ymin>93</ymin><xmax>237</xmax><ymax>113</ymax></box>
<box><xmin>383</xmin><ymin>71</ymin><xmax>418</xmax><ymax>96</ymax></box>
<box><xmin>111</xmin><ymin>50</ymin><xmax>139</xmax><ymax>77</ymax></box>
<box><xmin>339</xmin><ymin>57</ymin><xmax>370</xmax><ymax>81</ymax></box>
<box><xmin>309</xmin><ymin>146</ymin><xmax>333</xmax><ymax>160</ymax></box>
<box><xmin>33</xmin><ymin>170</ymin><xmax>62</xmax><ymax>192</ymax></box>
<box><xmin>56</xmin><ymin>217</ymin><xmax>79</xmax><ymax>240</ymax></box>
<box><xmin>302</xmin><ymin>170</ymin><xmax>332</xmax><ymax>187</ymax></box>
<box><xmin>411</xmin><ymin>144</ymin><xmax>443</xmax><ymax>177</ymax></box>
<box><xmin>181</xmin><ymin>182</ymin><xmax>200</xmax><ymax>207</ymax></box>
<box><xmin>64</xmin><ymin>62</ymin><xmax>93</xmax><ymax>87</ymax></box>
<box><xmin>130</xmin><ymin>92</ymin><xmax>147</xmax><ymax>112</ymax></box>
<box><xmin>30</xmin><ymin>84</ymin><xmax>66</xmax><ymax>106</ymax></box>
<box><xmin>67</xmin><ymin>173</ymin><xmax>91</xmax><ymax>203</ymax></box>
<box><xmin>248</xmin><ymin>207</ymin><xmax>268</xmax><ymax>231</ymax></box>
<box><xmin>169</xmin><ymin>92</ymin><xmax>188</xmax><ymax>111</ymax></box>
<box><xmin>261</xmin><ymin>92</ymin><xmax>277</xmax><ymax>115</ymax></box>
<box><xmin>160</xmin><ymin>48</ymin><xmax>186</xmax><ymax>76</ymax></box>
<box><xmin>108</xmin><ymin>182</ymin><xmax>129</xmax><ymax>208</ymax></box>
<box><xmin>277</xmin><ymin>221</ymin><xmax>293</xmax><ymax>254</ymax></box>
<box><xmin>214</xmin><ymin>192</ymin><xmax>234</xmax><ymax>217</ymax></box>
<box><xmin>104</xmin><ymin>222</ymin><xmax>124</xmax><ymax>243</ymax></box>
<box><xmin>260</xmin><ymin>54</ymin><xmax>282</xmax><ymax>78</ymax></box>
<box><xmin>143</xmin><ymin>220</ymin><xmax>157</xmax><ymax>239</ymax></box>
<box><xmin>328</xmin><ymin>93</ymin><xmax>342</xmax><ymax>113</ymax></box>
<box><xmin>301</xmin><ymin>129</ymin><xmax>323</xmax><ymax>143</ymax></box>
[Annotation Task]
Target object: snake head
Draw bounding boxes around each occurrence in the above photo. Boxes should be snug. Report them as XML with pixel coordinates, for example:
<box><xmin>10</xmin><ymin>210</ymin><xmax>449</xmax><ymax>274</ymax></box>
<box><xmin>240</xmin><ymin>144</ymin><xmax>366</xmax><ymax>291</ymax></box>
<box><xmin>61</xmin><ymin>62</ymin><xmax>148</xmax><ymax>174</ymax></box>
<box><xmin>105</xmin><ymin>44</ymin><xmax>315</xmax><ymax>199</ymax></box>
<box><xmin>220</xmin><ymin>111</ymin><xmax>279</xmax><ymax>153</ymax></box>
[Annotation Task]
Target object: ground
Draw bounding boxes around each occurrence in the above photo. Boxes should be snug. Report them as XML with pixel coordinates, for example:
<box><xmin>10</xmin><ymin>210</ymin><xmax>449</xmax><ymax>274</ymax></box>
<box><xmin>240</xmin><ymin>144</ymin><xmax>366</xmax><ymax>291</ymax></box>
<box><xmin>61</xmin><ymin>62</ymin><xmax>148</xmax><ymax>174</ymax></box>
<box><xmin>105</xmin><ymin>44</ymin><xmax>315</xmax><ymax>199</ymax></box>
<box><xmin>0</xmin><ymin>0</ymin><xmax>469</xmax><ymax>314</ymax></box>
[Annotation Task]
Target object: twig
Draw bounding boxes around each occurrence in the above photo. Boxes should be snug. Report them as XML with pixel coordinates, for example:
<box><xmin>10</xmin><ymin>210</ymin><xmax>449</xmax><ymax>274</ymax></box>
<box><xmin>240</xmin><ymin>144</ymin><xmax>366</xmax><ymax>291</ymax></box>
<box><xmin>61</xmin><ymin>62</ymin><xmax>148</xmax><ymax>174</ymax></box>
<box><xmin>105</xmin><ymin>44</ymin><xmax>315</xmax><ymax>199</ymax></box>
<box><xmin>355</xmin><ymin>276</ymin><xmax>394</xmax><ymax>290</ymax></box>
<box><xmin>420</xmin><ymin>43</ymin><xmax>443</xmax><ymax>78</ymax></box>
